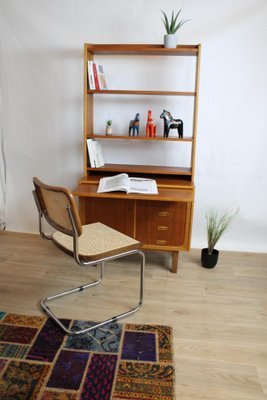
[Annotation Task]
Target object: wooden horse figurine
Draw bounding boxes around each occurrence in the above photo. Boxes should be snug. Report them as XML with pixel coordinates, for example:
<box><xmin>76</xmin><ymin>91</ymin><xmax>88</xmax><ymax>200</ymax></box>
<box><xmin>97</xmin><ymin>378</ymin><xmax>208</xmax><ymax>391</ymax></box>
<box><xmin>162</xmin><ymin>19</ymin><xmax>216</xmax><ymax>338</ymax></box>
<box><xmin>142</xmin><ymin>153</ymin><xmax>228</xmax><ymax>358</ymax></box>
<box><xmin>146</xmin><ymin>110</ymin><xmax>156</xmax><ymax>137</ymax></box>
<box><xmin>129</xmin><ymin>113</ymin><xmax>140</xmax><ymax>136</ymax></box>
<box><xmin>160</xmin><ymin>109</ymin><xmax>183</xmax><ymax>138</ymax></box>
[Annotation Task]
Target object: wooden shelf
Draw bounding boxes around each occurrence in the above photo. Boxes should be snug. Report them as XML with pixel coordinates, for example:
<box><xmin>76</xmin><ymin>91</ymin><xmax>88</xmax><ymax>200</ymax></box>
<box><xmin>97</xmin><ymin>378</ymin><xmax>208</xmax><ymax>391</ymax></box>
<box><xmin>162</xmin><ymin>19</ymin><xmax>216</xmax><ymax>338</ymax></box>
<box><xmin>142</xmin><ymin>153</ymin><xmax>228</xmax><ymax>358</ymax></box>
<box><xmin>86</xmin><ymin>163</ymin><xmax>192</xmax><ymax>176</ymax></box>
<box><xmin>80</xmin><ymin>174</ymin><xmax>194</xmax><ymax>189</ymax></box>
<box><xmin>88</xmin><ymin>135</ymin><xmax>193</xmax><ymax>142</ymax></box>
<box><xmin>87</xmin><ymin>89</ymin><xmax>196</xmax><ymax>96</ymax></box>
<box><xmin>86</xmin><ymin>44</ymin><xmax>199</xmax><ymax>56</ymax></box>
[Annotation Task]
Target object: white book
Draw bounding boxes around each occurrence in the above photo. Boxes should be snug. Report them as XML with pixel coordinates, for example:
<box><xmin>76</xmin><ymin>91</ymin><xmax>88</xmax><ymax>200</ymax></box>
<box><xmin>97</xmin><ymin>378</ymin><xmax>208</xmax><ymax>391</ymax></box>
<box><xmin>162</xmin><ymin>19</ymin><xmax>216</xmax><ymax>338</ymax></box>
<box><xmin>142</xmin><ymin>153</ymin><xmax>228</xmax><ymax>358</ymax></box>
<box><xmin>87</xmin><ymin>139</ymin><xmax>96</xmax><ymax>168</ymax></box>
<box><xmin>87</xmin><ymin>61</ymin><xmax>95</xmax><ymax>90</ymax></box>
<box><xmin>97</xmin><ymin>173</ymin><xmax>158</xmax><ymax>194</ymax></box>
<box><xmin>92</xmin><ymin>140</ymin><xmax>104</xmax><ymax>168</ymax></box>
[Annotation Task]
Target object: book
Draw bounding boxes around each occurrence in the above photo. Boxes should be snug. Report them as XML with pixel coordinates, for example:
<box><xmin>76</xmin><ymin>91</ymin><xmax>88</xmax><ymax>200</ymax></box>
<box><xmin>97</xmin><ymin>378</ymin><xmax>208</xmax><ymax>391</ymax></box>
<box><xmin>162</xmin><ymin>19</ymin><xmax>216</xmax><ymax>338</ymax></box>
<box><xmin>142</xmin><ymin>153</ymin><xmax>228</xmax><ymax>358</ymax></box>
<box><xmin>92</xmin><ymin>62</ymin><xmax>100</xmax><ymax>90</ymax></box>
<box><xmin>93</xmin><ymin>140</ymin><xmax>104</xmax><ymax>167</ymax></box>
<box><xmin>88</xmin><ymin>61</ymin><xmax>107</xmax><ymax>90</ymax></box>
<box><xmin>87</xmin><ymin>61</ymin><xmax>95</xmax><ymax>90</ymax></box>
<box><xmin>97</xmin><ymin>173</ymin><xmax>158</xmax><ymax>194</ymax></box>
<box><xmin>87</xmin><ymin>139</ymin><xmax>104</xmax><ymax>168</ymax></box>
<box><xmin>96</xmin><ymin>64</ymin><xmax>107</xmax><ymax>90</ymax></box>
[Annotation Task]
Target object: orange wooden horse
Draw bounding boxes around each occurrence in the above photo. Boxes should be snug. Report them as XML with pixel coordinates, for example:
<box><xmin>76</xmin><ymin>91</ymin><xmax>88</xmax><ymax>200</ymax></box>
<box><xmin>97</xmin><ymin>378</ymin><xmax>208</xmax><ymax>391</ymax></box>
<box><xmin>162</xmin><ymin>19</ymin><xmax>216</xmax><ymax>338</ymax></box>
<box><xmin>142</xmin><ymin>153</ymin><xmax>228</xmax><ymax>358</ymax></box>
<box><xmin>146</xmin><ymin>110</ymin><xmax>156</xmax><ymax>137</ymax></box>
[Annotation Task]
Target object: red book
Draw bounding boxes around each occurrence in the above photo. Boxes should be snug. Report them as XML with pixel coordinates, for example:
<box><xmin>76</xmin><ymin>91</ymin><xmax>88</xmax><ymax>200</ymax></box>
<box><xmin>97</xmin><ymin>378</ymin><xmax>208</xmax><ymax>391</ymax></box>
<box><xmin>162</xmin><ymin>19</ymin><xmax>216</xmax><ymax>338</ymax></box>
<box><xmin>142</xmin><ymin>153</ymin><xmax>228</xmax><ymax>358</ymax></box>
<box><xmin>92</xmin><ymin>62</ymin><xmax>100</xmax><ymax>90</ymax></box>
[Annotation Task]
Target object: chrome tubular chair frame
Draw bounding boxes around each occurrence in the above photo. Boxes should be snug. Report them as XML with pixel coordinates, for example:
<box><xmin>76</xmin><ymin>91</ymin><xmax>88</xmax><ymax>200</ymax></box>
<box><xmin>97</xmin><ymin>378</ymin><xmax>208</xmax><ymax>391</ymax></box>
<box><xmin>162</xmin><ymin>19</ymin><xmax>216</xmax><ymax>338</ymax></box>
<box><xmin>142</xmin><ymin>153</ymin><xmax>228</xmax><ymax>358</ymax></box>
<box><xmin>32</xmin><ymin>183</ymin><xmax>145</xmax><ymax>336</ymax></box>
<box><xmin>41</xmin><ymin>249</ymin><xmax>145</xmax><ymax>336</ymax></box>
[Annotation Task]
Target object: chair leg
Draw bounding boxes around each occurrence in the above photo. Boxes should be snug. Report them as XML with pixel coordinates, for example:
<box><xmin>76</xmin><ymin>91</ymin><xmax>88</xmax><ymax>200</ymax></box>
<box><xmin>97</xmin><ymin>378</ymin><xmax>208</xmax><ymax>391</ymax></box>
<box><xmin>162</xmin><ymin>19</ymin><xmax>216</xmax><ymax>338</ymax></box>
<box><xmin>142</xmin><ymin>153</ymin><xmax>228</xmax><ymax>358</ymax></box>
<box><xmin>40</xmin><ymin>250</ymin><xmax>145</xmax><ymax>336</ymax></box>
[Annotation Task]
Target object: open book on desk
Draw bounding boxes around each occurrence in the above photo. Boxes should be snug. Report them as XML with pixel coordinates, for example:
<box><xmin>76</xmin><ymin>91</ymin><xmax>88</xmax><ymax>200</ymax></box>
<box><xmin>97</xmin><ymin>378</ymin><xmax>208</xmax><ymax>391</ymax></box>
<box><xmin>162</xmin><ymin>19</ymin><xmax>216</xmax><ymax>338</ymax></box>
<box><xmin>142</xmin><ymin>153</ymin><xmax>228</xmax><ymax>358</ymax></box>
<box><xmin>97</xmin><ymin>173</ymin><xmax>158</xmax><ymax>194</ymax></box>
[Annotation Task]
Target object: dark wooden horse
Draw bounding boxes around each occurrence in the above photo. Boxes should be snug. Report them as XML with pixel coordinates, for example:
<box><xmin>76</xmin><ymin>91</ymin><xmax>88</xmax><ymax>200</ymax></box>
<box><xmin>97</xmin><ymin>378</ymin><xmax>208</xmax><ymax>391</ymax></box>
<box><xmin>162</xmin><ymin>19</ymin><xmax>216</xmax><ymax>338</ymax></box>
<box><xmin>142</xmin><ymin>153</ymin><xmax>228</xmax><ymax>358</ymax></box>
<box><xmin>160</xmin><ymin>110</ymin><xmax>183</xmax><ymax>138</ymax></box>
<box><xmin>129</xmin><ymin>113</ymin><xmax>140</xmax><ymax>136</ymax></box>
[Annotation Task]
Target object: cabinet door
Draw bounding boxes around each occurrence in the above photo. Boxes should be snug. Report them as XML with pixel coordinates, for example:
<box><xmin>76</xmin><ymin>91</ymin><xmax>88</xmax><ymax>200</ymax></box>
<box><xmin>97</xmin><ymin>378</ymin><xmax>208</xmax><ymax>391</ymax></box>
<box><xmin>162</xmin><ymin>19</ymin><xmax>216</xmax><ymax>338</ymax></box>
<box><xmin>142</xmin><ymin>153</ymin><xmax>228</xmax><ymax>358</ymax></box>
<box><xmin>136</xmin><ymin>201</ymin><xmax>191</xmax><ymax>247</ymax></box>
<box><xmin>81</xmin><ymin>198</ymin><xmax>134</xmax><ymax>237</ymax></box>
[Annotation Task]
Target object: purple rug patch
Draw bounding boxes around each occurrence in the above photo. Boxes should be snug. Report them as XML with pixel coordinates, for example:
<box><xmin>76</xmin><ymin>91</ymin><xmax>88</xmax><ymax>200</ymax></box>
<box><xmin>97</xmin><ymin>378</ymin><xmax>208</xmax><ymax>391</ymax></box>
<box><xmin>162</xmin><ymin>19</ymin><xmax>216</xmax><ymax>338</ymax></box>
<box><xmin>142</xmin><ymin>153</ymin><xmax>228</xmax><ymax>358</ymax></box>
<box><xmin>81</xmin><ymin>353</ymin><xmax>117</xmax><ymax>399</ymax></box>
<box><xmin>121</xmin><ymin>331</ymin><xmax>157</xmax><ymax>361</ymax></box>
<box><xmin>26</xmin><ymin>318</ymin><xmax>71</xmax><ymax>362</ymax></box>
<box><xmin>47</xmin><ymin>350</ymin><xmax>89</xmax><ymax>390</ymax></box>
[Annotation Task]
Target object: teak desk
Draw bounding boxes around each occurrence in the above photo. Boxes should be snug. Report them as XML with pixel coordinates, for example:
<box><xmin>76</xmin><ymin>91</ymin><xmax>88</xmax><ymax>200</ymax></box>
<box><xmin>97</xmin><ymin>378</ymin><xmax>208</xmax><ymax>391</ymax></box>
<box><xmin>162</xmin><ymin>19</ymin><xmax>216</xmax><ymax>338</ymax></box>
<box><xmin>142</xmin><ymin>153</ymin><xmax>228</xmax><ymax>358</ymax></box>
<box><xmin>73</xmin><ymin>182</ymin><xmax>194</xmax><ymax>273</ymax></box>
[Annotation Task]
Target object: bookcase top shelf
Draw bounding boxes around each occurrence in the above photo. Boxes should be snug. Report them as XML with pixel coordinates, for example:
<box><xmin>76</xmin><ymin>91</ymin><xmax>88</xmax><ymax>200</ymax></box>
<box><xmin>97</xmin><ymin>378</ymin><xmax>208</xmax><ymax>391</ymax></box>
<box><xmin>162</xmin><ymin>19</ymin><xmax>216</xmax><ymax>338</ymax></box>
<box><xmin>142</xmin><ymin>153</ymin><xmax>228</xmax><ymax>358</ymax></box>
<box><xmin>85</xmin><ymin>44</ymin><xmax>200</xmax><ymax>56</ymax></box>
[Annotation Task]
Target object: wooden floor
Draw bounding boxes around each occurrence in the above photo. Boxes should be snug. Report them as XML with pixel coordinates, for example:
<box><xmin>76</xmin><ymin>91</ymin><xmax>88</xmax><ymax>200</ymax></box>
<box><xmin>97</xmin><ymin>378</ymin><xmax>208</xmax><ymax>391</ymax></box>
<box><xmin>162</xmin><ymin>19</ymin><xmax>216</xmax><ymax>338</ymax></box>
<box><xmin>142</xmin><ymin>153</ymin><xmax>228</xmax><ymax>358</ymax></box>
<box><xmin>0</xmin><ymin>231</ymin><xmax>267</xmax><ymax>399</ymax></box>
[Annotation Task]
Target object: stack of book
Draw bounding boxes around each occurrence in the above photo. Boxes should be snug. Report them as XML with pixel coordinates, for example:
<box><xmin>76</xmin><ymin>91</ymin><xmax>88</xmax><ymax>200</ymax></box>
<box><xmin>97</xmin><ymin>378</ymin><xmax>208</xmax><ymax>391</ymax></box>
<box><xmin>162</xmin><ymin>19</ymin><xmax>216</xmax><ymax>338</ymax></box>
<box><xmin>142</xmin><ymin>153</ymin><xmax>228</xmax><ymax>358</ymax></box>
<box><xmin>87</xmin><ymin>61</ymin><xmax>107</xmax><ymax>90</ymax></box>
<box><xmin>87</xmin><ymin>139</ymin><xmax>105</xmax><ymax>168</ymax></box>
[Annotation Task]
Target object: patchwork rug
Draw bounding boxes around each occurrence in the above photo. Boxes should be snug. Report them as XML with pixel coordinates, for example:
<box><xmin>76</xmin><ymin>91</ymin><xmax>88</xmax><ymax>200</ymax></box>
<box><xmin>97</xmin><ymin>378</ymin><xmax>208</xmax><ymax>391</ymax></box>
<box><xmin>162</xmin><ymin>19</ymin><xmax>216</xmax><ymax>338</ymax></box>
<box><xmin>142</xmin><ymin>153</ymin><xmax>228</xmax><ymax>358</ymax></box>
<box><xmin>0</xmin><ymin>311</ymin><xmax>175</xmax><ymax>399</ymax></box>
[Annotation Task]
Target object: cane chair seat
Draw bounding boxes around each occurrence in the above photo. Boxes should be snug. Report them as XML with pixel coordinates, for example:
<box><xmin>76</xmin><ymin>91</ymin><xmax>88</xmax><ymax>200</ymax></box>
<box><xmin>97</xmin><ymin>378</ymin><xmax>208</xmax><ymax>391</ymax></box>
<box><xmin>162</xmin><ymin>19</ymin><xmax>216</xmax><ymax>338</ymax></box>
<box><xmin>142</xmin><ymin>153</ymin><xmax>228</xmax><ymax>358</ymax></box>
<box><xmin>52</xmin><ymin>222</ymin><xmax>141</xmax><ymax>261</ymax></box>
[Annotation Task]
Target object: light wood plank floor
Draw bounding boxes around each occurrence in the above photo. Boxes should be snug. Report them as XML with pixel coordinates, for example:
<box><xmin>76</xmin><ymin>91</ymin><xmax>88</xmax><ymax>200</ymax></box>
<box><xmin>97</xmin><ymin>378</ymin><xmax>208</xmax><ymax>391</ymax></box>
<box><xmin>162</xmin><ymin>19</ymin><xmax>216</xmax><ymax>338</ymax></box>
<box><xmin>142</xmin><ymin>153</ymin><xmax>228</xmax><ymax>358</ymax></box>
<box><xmin>0</xmin><ymin>231</ymin><xmax>267</xmax><ymax>399</ymax></box>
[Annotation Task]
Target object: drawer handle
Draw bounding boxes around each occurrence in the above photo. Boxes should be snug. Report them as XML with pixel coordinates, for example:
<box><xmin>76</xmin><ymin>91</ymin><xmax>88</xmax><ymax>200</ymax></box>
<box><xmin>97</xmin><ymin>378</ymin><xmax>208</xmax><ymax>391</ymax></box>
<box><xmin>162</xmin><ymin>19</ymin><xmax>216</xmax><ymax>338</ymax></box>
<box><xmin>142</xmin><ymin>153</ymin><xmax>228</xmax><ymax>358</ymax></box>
<box><xmin>156</xmin><ymin>240</ymin><xmax>167</xmax><ymax>245</ymax></box>
<box><xmin>158</xmin><ymin>211</ymin><xmax>170</xmax><ymax>217</ymax></box>
<box><xmin>157</xmin><ymin>225</ymin><xmax>168</xmax><ymax>231</ymax></box>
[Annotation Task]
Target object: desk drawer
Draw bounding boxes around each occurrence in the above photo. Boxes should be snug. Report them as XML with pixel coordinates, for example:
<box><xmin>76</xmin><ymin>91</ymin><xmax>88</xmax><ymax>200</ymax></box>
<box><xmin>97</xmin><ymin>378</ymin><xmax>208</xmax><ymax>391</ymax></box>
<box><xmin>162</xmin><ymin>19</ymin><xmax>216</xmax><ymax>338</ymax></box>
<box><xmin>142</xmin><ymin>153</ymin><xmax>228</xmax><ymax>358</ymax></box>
<box><xmin>145</xmin><ymin>201</ymin><xmax>183</xmax><ymax>222</ymax></box>
<box><xmin>136</xmin><ymin>201</ymin><xmax>191</xmax><ymax>247</ymax></box>
<box><xmin>147</xmin><ymin>222</ymin><xmax>187</xmax><ymax>246</ymax></box>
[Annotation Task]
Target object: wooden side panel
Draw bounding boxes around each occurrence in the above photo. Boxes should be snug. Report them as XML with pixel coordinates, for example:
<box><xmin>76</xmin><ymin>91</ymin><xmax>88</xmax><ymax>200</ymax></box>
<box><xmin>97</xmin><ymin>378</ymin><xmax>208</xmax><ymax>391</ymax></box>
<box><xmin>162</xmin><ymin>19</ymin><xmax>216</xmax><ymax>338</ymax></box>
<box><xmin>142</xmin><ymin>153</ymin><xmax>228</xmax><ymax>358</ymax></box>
<box><xmin>82</xmin><ymin>197</ymin><xmax>134</xmax><ymax>237</ymax></box>
<box><xmin>136</xmin><ymin>201</ymin><xmax>191</xmax><ymax>248</ymax></box>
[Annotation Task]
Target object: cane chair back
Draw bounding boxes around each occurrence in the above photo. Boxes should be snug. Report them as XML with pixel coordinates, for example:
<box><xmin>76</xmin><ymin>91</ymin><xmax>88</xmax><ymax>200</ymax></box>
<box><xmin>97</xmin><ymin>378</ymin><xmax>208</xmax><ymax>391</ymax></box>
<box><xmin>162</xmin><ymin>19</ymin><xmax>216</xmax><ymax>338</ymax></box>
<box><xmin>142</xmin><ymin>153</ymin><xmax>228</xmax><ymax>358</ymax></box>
<box><xmin>33</xmin><ymin>177</ymin><xmax>82</xmax><ymax>237</ymax></box>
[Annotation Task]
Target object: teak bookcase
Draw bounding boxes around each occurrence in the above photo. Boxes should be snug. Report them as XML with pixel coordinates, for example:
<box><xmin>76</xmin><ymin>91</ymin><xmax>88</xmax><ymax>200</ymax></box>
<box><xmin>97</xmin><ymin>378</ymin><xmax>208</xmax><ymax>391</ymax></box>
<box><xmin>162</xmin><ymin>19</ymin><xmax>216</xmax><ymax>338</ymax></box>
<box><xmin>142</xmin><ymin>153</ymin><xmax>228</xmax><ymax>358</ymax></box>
<box><xmin>73</xmin><ymin>43</ymin><xmax>201</xmax><ymax>273</ymax></box>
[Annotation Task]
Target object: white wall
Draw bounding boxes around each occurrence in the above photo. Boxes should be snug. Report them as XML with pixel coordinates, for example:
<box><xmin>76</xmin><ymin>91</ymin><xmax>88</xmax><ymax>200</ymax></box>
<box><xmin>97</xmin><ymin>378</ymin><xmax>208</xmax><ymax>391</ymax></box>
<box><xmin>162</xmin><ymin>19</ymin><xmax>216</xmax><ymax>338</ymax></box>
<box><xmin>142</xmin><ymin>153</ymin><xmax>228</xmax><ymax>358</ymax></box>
<box><xmin>0</xmin><ymin>0</ymin><xmax>267</xmax><ymax>253</ymax></box>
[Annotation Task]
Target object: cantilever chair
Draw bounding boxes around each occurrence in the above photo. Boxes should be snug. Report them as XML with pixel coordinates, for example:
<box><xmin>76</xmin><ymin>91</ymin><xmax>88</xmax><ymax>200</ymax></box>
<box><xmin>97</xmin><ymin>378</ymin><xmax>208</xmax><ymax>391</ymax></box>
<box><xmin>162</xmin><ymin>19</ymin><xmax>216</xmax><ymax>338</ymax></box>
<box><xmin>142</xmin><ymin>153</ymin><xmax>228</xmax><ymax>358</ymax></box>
<box><xmin>32</xmin><ymin>177</ymin><xmax>145</xmax><ymax>336</ymax></box>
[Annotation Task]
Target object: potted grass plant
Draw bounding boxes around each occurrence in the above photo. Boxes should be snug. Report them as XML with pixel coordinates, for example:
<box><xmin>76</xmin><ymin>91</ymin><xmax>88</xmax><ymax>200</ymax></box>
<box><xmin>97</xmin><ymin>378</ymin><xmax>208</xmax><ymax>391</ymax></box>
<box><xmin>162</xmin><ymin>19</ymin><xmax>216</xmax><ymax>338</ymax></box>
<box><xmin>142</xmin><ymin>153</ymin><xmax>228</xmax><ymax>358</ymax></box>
<box><xmin>201</xmin><ymin>208</ymin><xmax>239</xmax><ymax>268</ymax></box>
<box><xmin>161</xmin><ymin>9</ymin><xmax>191</xmax><ymax>48</ymax></box>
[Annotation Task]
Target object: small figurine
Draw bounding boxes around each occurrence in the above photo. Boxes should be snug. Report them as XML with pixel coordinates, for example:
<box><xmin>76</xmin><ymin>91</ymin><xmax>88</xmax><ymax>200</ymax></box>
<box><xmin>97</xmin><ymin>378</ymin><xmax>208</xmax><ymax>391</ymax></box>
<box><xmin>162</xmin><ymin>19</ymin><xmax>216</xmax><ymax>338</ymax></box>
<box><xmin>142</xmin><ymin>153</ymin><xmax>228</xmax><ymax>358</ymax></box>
<box><xmin>160</xmin><ymin>109</ymin><xmax>183</xmax><ymax>138</ymax></box>
<box><xmin>146</xmin><ymin>110</ymin><xmax>156</xmax><ymax>137</ymax></box>
<box><xmin>129</xmin><ymin>113</ymin><xmax>140</xmax><ymax>136</ymax></box>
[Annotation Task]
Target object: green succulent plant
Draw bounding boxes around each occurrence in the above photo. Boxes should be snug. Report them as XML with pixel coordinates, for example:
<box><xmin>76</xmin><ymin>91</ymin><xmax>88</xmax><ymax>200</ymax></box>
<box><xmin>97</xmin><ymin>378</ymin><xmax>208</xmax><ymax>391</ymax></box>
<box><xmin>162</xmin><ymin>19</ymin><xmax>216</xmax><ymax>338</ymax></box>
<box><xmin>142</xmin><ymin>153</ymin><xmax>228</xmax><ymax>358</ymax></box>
<box><xmin>106</xmin><ymin>119</ymin><xmax>112</xmax><ymax>126</ymax></box>
<box><xmin>161</xmin><ymin>9</ymin><xmax>191</xmax><ymax>34</ymax></box>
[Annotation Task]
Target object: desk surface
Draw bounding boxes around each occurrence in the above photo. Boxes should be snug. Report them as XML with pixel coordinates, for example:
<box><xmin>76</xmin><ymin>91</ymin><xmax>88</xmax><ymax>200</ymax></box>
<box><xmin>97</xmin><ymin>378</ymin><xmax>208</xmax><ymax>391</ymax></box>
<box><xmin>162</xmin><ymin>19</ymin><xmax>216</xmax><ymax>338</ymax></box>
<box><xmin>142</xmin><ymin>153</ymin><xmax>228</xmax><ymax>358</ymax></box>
<box><xmin>73</xmin><ymin>183</ymin><xmax>194</xmax><ymax>202</ymax></box>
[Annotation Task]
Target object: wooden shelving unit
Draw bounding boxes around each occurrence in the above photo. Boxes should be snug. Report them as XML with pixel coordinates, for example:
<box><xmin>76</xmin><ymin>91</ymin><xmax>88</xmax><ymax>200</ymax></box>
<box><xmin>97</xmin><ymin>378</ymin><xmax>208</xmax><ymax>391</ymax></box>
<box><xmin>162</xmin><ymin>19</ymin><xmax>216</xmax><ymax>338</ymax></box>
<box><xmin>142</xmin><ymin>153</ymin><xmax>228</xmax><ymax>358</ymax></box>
<box><xmin>73</xmin><ymin>43</ymin><xmax>201</xmax><ymax>273</ymax></box>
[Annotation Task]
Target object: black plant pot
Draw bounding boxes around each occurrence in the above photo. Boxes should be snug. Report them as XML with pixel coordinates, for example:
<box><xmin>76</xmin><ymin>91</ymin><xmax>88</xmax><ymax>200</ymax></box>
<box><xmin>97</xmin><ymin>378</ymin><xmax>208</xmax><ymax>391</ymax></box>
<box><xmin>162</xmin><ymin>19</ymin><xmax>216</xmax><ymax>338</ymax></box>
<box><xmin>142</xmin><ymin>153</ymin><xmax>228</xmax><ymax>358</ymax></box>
<box><xmin>201</xmin><ymin>248</ymin><xmax>219</xmax><ymax>268</ymax></box>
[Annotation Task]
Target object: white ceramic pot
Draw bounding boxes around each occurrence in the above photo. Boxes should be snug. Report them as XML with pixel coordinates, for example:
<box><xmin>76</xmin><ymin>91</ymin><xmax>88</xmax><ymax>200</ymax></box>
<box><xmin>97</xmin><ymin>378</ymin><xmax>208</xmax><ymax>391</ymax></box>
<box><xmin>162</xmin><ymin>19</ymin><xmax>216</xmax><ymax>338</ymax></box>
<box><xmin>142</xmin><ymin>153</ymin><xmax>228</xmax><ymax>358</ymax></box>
<box><xmin>105</xmin><ymin>126</ymin><xmax>112</xmax><ymax>135</ymax></box>
<box><xmin>164</xmin><ymin>34</ymin><xmax>177</xmax><ymax>49</ymax></box>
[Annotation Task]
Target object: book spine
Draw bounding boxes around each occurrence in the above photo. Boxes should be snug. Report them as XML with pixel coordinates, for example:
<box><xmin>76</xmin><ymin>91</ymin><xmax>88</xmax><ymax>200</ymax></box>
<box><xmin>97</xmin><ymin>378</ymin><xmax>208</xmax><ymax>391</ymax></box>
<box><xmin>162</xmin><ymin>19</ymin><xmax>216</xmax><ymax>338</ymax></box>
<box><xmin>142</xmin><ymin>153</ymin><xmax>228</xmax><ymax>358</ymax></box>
<box><xmin>87</xmin><ymin>61</ymin><xmax>95</xmax><ymax>90</ymax></box>
<box><xmin>92</xmin><ymin>62</ymin><xmax>100</xmax><ymax>90</ymax></box>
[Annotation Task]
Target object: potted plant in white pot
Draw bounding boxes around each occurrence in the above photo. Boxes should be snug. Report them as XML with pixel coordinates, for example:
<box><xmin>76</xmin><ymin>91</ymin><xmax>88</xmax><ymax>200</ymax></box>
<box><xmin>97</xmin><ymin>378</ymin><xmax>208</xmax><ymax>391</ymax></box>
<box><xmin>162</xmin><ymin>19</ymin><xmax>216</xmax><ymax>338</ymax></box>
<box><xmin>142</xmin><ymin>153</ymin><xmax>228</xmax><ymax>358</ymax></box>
<box><xmin>201</xmin><ymin>208</ymin><xmax>239</xmax><ymax>268</ymax></box>
<box><xmin>161</xmin><ymin>9</ymin><xmax>191</xmax><ymax>49</ymax></box>
<box><xmin>105</xmin><ymin>119</ymin><xmax>112</xmax><ymax>135</ymax></box>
